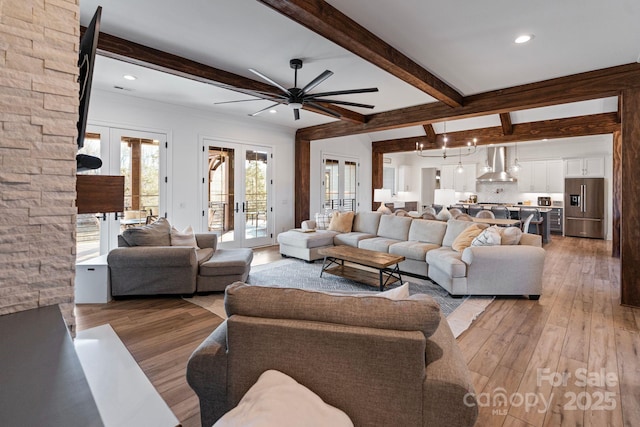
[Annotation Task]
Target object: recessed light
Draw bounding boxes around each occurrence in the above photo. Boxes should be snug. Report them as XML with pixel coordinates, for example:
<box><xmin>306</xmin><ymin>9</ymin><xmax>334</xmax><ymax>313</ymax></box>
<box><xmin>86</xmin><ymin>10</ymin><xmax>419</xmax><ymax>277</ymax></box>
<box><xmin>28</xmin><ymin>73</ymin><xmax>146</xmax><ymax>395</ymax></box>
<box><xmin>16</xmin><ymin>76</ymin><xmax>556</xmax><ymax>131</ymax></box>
<box><xmin>515</xmin><ymin>34</ymin><xmax>534</xmax><ymax>44</ymax></box>
<box><xmin>123</xmin><ymin>74</ymin><xmax>137</xmax><ymax>81</ymax></box>
<box><xmin>269</xmin><ymin>109</ymin><xmax>277</xmax><ymax>114</ymax></box>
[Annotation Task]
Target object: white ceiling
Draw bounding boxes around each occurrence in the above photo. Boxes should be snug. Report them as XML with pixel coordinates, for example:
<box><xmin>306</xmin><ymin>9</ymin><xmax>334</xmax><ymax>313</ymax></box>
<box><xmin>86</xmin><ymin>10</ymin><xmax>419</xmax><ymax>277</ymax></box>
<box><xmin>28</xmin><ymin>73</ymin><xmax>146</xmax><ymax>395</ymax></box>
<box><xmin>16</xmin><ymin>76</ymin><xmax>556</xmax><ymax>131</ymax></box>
<box><xmin>79</xmin><ymin>0</ymin><xmax>638</xmax><ymax>141</ymax></box>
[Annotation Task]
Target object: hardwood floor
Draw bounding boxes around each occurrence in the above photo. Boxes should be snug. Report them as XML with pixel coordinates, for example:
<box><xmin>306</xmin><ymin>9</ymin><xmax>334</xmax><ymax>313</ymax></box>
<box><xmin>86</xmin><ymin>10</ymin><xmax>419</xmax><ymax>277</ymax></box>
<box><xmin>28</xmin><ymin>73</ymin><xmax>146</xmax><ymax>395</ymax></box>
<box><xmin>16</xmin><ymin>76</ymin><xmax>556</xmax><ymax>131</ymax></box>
<box><xmin>75</xmin><ymin>238</ymin><xmax>640</xmax><ymax>427</ymax></box>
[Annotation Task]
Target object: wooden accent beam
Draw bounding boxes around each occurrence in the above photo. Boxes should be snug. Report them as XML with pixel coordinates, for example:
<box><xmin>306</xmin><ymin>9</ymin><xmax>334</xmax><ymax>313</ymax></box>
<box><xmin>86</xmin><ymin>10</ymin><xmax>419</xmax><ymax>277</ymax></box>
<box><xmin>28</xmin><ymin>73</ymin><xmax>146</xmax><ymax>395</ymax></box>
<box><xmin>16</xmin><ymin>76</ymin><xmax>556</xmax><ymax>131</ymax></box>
<box><xmin>500</xmin><ymin>112</ymin><xmax>513</xmax><ymax>135</ymax></box>
<box><xmin>304</xmin><ymin>102</ymin><xmax>366</xmax><ymax>124</ymax></box>
<box><xmin>612</xmin><ymin>130</ymin><xmax>621</xmax><ymax>258</ymax></box>
<box><xmin>621</xmin><ymin>89</ymin><xmax>640</xmax><ymax>307</ymax></box>
<box><xmin>83</xmin><ymin>27</ymin><xmax>364</xmax><ymax>123</ymax></box>
<box><xmin>371</xmin><ymin>151</ymin><xmax>383</xmax><ymax>210</ymax></box>
<box><xmin>297</xmin><ymin>63</ymin><xmax>640</xmax><ymax>141</ymax></box>
<box><xmin>423</xmin><ymin>124</ymin><xmax>437</xmax><ymax>143</ymax></box>
<box><xmin>373</xmin><ymin>113</ymin><xmax>620</xmax><ymax>153</ymax></box>
<box><xmin>294</xmin><ymin>132</ymin><xmax>311</xmax><ymax>226</ymax></box>
<box><xmin>257</xmin><ymin>0</ymin><xmax>463</xmax><ymax>107</ymax></box>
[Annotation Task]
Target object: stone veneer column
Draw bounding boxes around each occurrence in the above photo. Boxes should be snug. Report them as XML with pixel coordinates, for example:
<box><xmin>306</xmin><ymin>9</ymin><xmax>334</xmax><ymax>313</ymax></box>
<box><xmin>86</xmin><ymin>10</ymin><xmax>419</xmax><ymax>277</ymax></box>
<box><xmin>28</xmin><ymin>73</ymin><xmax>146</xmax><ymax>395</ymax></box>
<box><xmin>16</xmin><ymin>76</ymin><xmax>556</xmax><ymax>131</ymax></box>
<box><xmin>0</xmin><ymin>0</ymin><xmax>80</xmax><ymax>331</ymax></box>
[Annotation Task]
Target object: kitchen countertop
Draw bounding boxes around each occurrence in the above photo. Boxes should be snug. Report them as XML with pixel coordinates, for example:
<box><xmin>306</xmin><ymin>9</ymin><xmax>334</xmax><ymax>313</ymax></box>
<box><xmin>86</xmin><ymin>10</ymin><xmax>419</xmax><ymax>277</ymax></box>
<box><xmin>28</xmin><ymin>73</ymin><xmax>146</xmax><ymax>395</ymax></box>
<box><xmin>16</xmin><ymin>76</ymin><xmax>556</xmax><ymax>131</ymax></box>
<box><xmin>460</xmin><ymin>203</ymin><xmax>563</xmax><ymax>210</ymax></box>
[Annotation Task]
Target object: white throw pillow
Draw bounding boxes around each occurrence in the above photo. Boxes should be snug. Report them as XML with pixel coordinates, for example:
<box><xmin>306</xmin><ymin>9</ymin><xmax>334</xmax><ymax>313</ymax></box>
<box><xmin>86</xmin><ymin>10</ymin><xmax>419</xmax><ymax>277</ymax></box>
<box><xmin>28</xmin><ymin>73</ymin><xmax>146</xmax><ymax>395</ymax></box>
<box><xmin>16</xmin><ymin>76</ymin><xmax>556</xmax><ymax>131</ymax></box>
<box><xmin>170</xmin><ymin>225</ymin><xmax>199</xmax><ymax>248</ymax></box>
<box><xmin>314</xmin><ymin>212</ymin><xmax>334</xmax><ymax>230</ymax></box>
<box><xmin>373</xmin><ymin>282</ymin><xmax>410</xmax><ymax>300</ymax></box>
<box><xmin>214</xmin><ymin>370</ymin><xmax>353</xmax><ymax>427</ymax></box>
<box><xmin>471</xmin><ymin>226</ymin><xmax>501</xmax><ymax>246</ymax></box>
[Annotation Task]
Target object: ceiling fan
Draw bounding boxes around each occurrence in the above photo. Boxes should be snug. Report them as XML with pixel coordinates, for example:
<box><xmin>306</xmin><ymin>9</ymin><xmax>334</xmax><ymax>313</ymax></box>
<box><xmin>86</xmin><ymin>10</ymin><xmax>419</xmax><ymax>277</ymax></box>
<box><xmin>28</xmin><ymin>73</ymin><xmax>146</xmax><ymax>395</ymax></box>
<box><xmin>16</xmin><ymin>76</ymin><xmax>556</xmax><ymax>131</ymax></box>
<box><xmin>216</xmin><ymin>58</ymin><xmax>378</xmax><ymax>120</ymax></box>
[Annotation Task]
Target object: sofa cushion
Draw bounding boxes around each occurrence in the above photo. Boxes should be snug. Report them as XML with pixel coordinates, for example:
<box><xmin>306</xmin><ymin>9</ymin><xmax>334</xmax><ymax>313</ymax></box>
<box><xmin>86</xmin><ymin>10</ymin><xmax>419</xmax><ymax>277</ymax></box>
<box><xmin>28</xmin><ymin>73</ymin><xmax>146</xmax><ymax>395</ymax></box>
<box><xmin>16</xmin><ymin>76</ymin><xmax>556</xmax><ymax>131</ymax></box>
<box><xmin>358</xmin><ymin>237</ymin><xmax>403</xmax><ymax>253</ymax></box>
<box><xmin>442</xmin><ymin>219</ymin><xmax>487</xmax><ymax>247</ymax></box>
<box><xmin>452</xmin><ymin>224</ymin><xmax>484</xmax><ymax>252</ymax></box>
<box><xmin>352</xmin><ymin>211</ymin><xmax>382</xmax><ymax>235</ymax></box>
<box><xmin>426</xmin><ymin>247</ymin><xmax>467</xmax><ymax>278</ymax></box>
<box><xmin>314</xmin><ymin>212</ymin><xmax>334</xmax><ymax>230</ymax></box>
<box><xmin>277</xmin><ymin>230</ymin><xmax>338</xmax><ymax>249</ymax></box>
<box><xmin>333</xmin><ymin>232</ymin><xmax>376</xmax><ymax>247</ymax></box>
<box><xmin>407</xmin><ymin>219</ymin><xmax>447</xmax><ymax>244</ymax></box>
<box><xmin>500</xmin><ymin>226</ymin><xmax>523</xmax><ymax>245</ymax></box>
<box><xmin>472</xmin><ymin>226</ymin><xmax>502</xmax><ymax>247</ymax></box>
<box><xmin>225</xmin><ymin>282</ymin><xmax>442</xmax><ymax>339</ymax></box>
<box><xmin>121</xmin><ymin>217</ymin><xmax>171</xmax><ymax>247</ymax></box>
<box><xmin>389</xmin><ymin>241</ymin><xmax>440</xmax><ymax>261</ymax></box>
<box><xmin>200</xmin><ymin>248</ymin><xmax>253</xmax><ymax>276</ymax></box>
<box><xmin>171</xmin><ymin>225</ymin><xmax>199</xmax><ymax>248</ymax></box>
<box><xmin>213</xmin><ymin>370</ymin><xmax>353</xmax><ymax>427</ymax></box>
<box><xmin>196</xmin><ymin>248</ymin><xmax>215</xmax><ymax>265</ymax></box>
<box><xmin>376</xmin><ymin>215</ymin><xmax>412</xmax><ymax>241</ymax></box>
<box><xmin>328</xmin><ymin>211</ymin><xmax>355</xmax><ymax>233</ymax></box>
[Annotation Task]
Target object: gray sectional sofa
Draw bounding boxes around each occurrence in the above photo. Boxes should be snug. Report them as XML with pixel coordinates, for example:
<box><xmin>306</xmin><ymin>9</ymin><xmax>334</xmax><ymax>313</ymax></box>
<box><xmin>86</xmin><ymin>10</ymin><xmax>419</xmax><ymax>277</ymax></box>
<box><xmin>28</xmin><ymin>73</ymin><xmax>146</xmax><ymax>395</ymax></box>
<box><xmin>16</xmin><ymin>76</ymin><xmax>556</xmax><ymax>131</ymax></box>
<box><xmin>277</xmin><ymin>211</ymin><xmax>545</xmax><ymax>299</ymax></box>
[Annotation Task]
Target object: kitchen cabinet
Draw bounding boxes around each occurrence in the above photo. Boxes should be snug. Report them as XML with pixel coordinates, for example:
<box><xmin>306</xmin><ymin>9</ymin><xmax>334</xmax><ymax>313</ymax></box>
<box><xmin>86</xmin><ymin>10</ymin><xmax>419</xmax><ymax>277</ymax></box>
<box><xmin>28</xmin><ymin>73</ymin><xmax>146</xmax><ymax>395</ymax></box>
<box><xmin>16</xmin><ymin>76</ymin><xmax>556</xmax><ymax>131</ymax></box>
<box><xmin>517</xmin><ymin>160</ymin><xmax>564</xmax><ymax>193</ymax></box>
<box><xmin>564</xmin><ymin>157</ymin><xmax>604</xmax><ymax>177</ymax></box>
<box><xmin>441</xmin><ymin>163</ymin><xmax>476</xmax><ymax>192</ymax></box>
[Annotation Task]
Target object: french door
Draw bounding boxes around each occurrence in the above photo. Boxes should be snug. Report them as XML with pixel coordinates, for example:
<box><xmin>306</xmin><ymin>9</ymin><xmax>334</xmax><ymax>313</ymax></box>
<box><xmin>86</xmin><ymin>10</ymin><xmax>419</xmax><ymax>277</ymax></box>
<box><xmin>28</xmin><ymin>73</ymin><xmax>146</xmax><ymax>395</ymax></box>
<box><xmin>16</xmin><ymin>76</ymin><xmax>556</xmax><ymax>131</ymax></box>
<box><xmin>203</xmin><ymin>139</ymin><xmax>273</xmax><ymax>248</ymax></box>
<box><xmin>75</xmin><ymin>125</ymin><xmax>167</xmax><ymax>261</ymax></box>
<box><xmin>322</xmin><ymin>154</ymin><xmax>359</xmax><ymax>212</ymax></box>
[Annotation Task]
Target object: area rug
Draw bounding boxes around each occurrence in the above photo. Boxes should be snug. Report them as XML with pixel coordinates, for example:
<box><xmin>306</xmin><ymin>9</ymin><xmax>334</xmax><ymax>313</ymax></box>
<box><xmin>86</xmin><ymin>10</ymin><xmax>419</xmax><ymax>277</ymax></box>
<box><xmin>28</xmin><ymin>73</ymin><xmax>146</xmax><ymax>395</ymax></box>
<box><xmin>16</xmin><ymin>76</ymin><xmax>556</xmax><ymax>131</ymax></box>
<box><xmin>184</xmin><ymin>258</ymin><xmax>493</xmax><ymax>338</ymax></box>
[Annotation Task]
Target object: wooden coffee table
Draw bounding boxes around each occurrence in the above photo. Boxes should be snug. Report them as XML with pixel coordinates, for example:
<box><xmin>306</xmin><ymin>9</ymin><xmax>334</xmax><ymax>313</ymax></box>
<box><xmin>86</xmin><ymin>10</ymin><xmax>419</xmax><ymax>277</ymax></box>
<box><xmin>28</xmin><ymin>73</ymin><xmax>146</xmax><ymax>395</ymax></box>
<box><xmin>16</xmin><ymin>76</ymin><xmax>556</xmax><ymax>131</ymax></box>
<box><xmin>318</xmin><ymin>246</ymin><xmax>405</xmax><ymax>291</ymax></box>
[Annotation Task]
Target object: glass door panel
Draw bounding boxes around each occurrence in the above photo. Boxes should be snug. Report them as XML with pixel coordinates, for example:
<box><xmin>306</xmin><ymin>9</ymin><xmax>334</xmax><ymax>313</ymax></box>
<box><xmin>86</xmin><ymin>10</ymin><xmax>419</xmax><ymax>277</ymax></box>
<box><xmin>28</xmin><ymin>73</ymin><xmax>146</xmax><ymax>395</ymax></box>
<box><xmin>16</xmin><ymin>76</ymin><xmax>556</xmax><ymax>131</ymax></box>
<box><xmin>204</xmin><ymin>141</ymin><xmax>272</xmax><ymax>248</ymax></box>
<box><xmin>322</xmin><ymin>155</ymin><xmax>358</xmax><ymax>212</ymax></box>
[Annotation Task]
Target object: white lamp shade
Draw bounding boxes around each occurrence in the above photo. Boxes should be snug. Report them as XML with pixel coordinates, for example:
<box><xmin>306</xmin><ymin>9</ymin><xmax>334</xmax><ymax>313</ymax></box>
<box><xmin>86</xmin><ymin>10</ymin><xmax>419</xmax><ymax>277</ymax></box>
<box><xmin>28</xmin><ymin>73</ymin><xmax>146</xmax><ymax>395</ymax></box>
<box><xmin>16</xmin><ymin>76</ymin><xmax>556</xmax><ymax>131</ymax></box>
<box><xmin>374</xmin><ymin>188</ymin><xmax>392</xmax><ymax>203</ymax></box>
<box><xmin>434</xmin><ymin>189</ymin><xmax>456</xmax><ymax>206</ymax></box>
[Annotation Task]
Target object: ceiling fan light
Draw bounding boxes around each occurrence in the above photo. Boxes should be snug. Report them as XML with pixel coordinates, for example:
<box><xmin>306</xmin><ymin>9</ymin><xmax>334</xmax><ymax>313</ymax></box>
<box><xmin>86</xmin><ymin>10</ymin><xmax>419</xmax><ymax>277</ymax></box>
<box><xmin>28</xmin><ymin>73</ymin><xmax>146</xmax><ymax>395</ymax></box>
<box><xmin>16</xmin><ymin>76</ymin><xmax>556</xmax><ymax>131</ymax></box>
<box><xmin>289</xmin><ymin>102</ymin><xmax>303</xmax><ymax>109</ymax></box>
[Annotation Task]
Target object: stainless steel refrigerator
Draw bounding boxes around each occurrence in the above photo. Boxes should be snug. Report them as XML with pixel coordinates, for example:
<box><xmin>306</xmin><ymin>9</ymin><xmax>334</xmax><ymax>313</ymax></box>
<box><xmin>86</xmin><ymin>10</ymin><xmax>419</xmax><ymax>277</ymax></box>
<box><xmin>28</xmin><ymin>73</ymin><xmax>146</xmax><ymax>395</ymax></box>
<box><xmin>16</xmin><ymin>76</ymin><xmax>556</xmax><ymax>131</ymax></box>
<box><xmin>564</xmin><ymin>177</ymin><xmax>605</xmax><ymax>239</ymax></box>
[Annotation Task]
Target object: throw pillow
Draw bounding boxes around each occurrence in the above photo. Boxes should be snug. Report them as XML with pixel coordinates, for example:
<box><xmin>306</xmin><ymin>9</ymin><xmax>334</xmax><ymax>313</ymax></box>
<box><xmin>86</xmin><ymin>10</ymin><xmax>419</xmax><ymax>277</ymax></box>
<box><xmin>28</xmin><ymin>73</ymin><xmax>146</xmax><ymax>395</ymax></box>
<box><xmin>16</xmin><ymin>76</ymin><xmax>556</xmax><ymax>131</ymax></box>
<box><xmin>170</xmin><ymin>225</ymin><xmax>199</xmax><ymax>248</ymax></box>
<box><xmin>328</xmin><ymin>211</ymin><xmax>355</xmax><ymax>233</ymax></box>
<box><xmin>501</xmin><ymin>226</ymin><xmax>523</xmax><ymax>245</ymax></box>
<box><xmin>121</xmin><ymin>217</ymin><xmax>171</xmax><ymax>246</ymax></box>
<box><xmin>314</xmin><ymin>212</ymin><xmax>333</xmax><ymax>230</ymax></box>
<box><xmin>471</xmin><ymin>226</ymin><xmax>502</xmax><ymax>247</ymax></box>
<box><xmin>213</xmin><ymin>370</ymin><xmax>354</xmax><ymax>427</ymax></box>
<box><xmin>372</xmin><ymin>282</ymin><xmax>410</xmax><ymax>300</ymax></box>
<box><xmin>436</xmin><ymin>207</ymin><xmax>451</xmax><ymax>221</ymax></box>
<box><xmin>451</xmin><ymin>224</ymin><xmax>484</xmax><ymax>252</ymax></box>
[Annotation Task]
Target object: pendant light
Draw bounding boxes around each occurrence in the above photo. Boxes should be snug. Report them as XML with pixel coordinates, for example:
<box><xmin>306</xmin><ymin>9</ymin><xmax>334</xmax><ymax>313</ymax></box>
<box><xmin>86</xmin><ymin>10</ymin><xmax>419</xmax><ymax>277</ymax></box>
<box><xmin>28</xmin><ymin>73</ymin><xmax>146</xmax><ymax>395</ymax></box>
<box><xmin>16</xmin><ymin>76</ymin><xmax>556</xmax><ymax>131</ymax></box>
<box><xmin>512</xmin><ymin>142</ymin><xmax>521</xmax><ymax>172</ymax></box>
<box><xmin>456</xmin><ymin>148</ymin><xmax>464</xmax><ymax>174</ymax></box>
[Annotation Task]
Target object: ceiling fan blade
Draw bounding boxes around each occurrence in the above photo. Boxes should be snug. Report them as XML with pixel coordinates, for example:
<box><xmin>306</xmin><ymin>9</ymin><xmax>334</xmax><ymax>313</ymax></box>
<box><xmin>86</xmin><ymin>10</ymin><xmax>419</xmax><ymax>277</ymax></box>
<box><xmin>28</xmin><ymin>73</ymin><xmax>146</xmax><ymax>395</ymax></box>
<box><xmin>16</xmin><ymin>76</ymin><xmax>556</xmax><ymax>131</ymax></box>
<box><xmin>213</xmin><ymin>83</ymin><xmax>285</xmax><ymax>99</ymax></box>
<box><xmin>305</xmin><ymin>102</ymin><xmax>342</xmax><ymax>118</ymax></box>
<box><xmin>311</xmin><ymin>98</ymin><xmax>375</xmax><ymax>109</ymax></box>
<box><xmin>249</xmin><ymin>102</ymin><xmax>282</xmax><ymax>117</ymax></box>
<box><xmin>215</xmin><ymin>97</ymin><xmax>282</xmax><ymax>105</ymax></box>
<box><xmin>248</xmin><ymin>68</ymin><xmax>291</xmax><ymax>95</ymax></box>
<box><xmin>293</xmin><ymin>108</ymin><xmax>300</xmax><ymax>120</ymax></box>
<box><xmin>301</xmin><ymin>70</ymin><xmax>333</xmax><ymax>95</ymax></box>
<box><xmin>306</xmin><ymin>87</ymin><xmax>379</xmax><ymax>98</ymax></box>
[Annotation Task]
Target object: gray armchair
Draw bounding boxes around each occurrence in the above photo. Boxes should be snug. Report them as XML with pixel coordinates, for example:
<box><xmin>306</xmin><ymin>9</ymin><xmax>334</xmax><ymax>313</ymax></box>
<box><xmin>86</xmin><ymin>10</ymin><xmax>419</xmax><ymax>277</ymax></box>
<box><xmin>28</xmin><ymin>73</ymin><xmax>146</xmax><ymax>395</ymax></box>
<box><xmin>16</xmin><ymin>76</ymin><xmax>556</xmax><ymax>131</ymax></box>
<box><xmin>108</xmin><ymin>218</ymin><xmax>252</xmax><ymax>296</ymax></box>
<box><xmin>187</xmin><ymin>282</ymin><xmax>478</xmax><ymax>427</ymax></box>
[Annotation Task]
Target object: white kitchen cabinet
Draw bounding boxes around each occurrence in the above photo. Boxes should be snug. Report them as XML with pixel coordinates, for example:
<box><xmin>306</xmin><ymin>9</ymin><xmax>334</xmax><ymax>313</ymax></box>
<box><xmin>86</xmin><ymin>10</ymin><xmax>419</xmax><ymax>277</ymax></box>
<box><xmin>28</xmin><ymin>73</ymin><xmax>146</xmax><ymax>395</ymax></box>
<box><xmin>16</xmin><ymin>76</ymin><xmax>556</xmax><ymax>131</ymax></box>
<box><xmin>518</xmin><ymin>160</ymin><xmax>564</xmax><ymax>193</ymax></box>
<box><xmin>441</xmin><ymin>163</ymin><xmax>476</xmax><ymax>192</ymax></box>
<box><xmin>546</xmin><ymin>160</ymin><xmax>564</xmax><ymax>192</ymax></box>
<box><xmin>564</xmin><ymin>157</ymin><xmax>604</xmax><ymax>177</ymax></box>
<box><xmin>440</xmin><ymin>165</ymin><xmax>455</xmax><ymax>190</ymax></box>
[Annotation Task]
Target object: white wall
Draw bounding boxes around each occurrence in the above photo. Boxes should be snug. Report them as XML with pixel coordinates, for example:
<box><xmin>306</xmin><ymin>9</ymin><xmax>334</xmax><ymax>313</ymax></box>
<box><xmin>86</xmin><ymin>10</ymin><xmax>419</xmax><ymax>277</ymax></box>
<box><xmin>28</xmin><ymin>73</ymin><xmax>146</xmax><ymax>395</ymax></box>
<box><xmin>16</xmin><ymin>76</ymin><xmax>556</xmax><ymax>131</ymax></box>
<box><xmin>88</xmin><ymin>89</ymin><xmax>296</xmax><ymax>239</ymax></box>
<box><xmin>386</xmin><ymin>135</ymin><xmax>614</xmax><ymax>239</ymax></box>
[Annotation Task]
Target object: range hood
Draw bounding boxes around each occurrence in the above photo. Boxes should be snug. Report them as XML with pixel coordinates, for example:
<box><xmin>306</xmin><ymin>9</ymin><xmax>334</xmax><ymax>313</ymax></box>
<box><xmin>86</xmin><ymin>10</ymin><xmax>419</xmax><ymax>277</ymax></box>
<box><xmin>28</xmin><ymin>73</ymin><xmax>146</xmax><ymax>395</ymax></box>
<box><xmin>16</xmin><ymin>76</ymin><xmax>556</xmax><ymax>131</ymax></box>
<box><xmin>476</xmin><ymin>147</ymin><xmax>517</xmax><ymax>182</ymax></box>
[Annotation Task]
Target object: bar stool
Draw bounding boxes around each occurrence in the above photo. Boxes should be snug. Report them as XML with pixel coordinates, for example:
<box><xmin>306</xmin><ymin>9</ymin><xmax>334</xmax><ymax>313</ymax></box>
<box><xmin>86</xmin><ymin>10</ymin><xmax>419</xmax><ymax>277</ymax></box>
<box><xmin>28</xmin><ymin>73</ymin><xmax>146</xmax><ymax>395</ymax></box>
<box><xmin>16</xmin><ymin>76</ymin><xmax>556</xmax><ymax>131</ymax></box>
<box><xmin>519</xmin><ymin>208</ymin><xmax>543</xmax><ymax>235</ymax></box>
<box><xmin>490</xmin><ymin>205</ymin><xmax>510</xmax><ymax>219</ymax></box>
<box><xmin>475</xmin><ymin>210</ymin><xmax>495</xmax><ymax>219</ymax></box>
<box><xmin>468</xmin><ymin>206</ymin><xmax>483</xmax><ymax>217</ymax></box>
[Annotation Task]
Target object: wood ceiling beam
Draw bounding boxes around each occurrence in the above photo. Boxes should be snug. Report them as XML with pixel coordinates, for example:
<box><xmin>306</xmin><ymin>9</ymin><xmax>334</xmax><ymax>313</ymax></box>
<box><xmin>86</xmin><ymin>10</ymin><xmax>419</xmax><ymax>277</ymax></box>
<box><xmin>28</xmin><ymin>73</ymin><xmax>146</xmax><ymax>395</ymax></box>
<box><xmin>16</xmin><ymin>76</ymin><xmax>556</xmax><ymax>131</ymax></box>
<box><xmin>256</xmin><ymin>0</ymin><xmax>463</xmax><ymax>107</ymax></box>
<box><xmin>304</xmin><ymin>102</ymin><xmax>366</xmax><ymax>123</ymax></box>
<box><xmin>82</xmin><ymin>27</ymin><xmax>365</xmax><ymax>123</ymax></box>
<box><xmin>372</xmin><ymin>112</ymin><xmax>620</xmax><ymax>153</ymax></box>
<box><xmin>423</xmin><ymin>124</ymin><xmax>437</xmax><ymax>143</ymax></box>
<box><xmin>298</xmin><ymin>63</ymin><xmax>640</xmax><ymax>141</ymax></box>
<box><xmin>499</xmin><ymin>112</ymin><xmax>513</xmax><ymax>135</ymax></box>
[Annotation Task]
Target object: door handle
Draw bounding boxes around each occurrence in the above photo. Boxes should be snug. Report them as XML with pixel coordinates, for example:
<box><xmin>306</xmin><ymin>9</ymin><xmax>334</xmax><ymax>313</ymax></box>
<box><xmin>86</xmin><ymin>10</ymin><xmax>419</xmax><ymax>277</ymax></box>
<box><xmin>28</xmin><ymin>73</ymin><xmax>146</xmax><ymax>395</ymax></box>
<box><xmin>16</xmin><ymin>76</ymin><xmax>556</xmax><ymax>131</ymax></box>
<box><xmin>234</xmin><ymin>202</ymin><xmax>239</xmax><ymax>213</ymax></box>
<box><xmin>242</xmin><ymin>202</ymin><xmax>245</xmax><ymax>213</ymax></box>
<box><xmin>583</xmin><ymin>185</ymin><xmax>587</xmax><ymax>213</ymax></box>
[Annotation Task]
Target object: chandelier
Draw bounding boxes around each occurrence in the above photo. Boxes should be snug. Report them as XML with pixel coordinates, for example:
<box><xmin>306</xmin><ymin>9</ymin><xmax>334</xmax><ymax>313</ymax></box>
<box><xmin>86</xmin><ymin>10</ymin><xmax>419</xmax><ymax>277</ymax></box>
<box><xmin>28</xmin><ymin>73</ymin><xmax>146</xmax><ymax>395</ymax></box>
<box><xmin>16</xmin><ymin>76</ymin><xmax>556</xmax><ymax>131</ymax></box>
<box><xmin>414</xmin><ymin>121</ymin><xmax>478</xmax><ymax>159</ymax></box>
